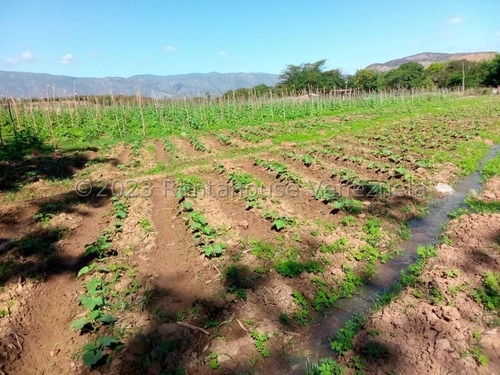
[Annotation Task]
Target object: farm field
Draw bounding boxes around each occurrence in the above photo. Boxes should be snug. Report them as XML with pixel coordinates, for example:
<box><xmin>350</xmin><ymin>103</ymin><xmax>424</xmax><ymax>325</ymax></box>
<box><xmin>0</xmin><ymin>93</ymin><xmax>499</xmax><ymax>374</ymax></box>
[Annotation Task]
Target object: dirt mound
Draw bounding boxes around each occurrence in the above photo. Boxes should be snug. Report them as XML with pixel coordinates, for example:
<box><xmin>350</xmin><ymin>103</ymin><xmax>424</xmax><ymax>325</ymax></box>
<box><xmin>347</xmin><ymin>212</ymin><xmax>500</xmax><ymax>374</ymax></box>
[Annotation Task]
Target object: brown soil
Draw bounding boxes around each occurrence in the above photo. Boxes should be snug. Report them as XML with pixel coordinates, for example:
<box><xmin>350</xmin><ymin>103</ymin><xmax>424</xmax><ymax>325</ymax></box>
<box><xmin>0</xmin><ymin>196</ymin><xmax>110</xmax><ymax>375</ymax></box>
<box><xmin>478</xmin><ymin>176</ymin><xmax>500</xmax><ymax>201</ymax></box>
<box><xmin>154</xmin><ymin>139</ymin><xmax>168</xmax><ymax>163</ymax></box>
<box><xmin>345</xmin><ymin>211</ymin><xmax>500</xmax><ymax>375</ymax></box>
<box><xmin>172</xmin><ymin>137</ymin><xmax>206</xmax><ymax>159</ymax></box>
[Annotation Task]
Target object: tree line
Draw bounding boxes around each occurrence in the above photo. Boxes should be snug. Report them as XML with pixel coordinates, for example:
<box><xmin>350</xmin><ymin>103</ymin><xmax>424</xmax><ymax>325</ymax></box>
<box><xmin>223</xmin><ymin>54</ymin><xmax>500</xmax><ymax>98</ymax></box>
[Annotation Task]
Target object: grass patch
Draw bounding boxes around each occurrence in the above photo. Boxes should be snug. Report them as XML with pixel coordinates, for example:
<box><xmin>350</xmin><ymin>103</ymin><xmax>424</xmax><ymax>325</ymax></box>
<box><xmin>273</xmin><ymin>260</ymin><xmax>323</xmax><ymax>278</ymax></box>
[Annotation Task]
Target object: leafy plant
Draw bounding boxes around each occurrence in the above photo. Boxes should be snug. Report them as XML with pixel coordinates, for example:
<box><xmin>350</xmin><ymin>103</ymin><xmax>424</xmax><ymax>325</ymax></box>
<box><xmin>306</xmin><ymin>358</ymin><xmax>346</xmax><ymax>375</ymax></box>
<box><xmin>302</xmin><ymin>154</ymin><xmax>313</xmax><ymax>167</ymax></box>
<box><xmin>251</xmin><ymin>330</ymin><xmax>270</xmax><ymax>358</ymax></box>
<box><xmin>417</xmin><ymin>245</ymin><xmax>438</xmax><ymax>258</ymax></box>
<box><xmin>251</xmin><ymin>240</ymin><xmax>279</xmax><ymax>260</ymax></box>
<box><xmin>320</xmin><ymin>238</ymin><xmax>349</xmax><ymax>254</ymax></box>
<box><xmin>292</xmin><ymin>291</ymin><xmax>311</xmax><ymax>326</ymax></box>
<box><xmin>81</xmin><ymin>336</ymin><xmax>122</xmax><ymax>367</ymax></box>
<box><xmin>202</xmin><ymin>243</ymin><xmax>226</xmax><ymax>258</ymax></box>
<box><xmin>189</xmin><ymin>135</ymin><xmax>211</xmax><ymax>152</ymax></box>
<box><xmin>139</xmin><ymin>219</ymin><xmax>153</xmax><ymax>233</ymax></box>
<box><xmin>207</xmin><ymin>353</ymin><xmax>221</xmax><ymax>369</ymax></box>
<box><xmin>314</xmin><ymin>187</ymin><xmax>340</xmax><ymax>203</ymax></box>
<box><xmin>330</xmin><ymin>314</ymin><xmax>366</xmax><ymax>355</ymax></box>
<box><xmin>84</xmin><ymin>234</ymin><xmax>112</xmax><ymax>258</ymax></box>
<box><xmin>332</xmin><ymin>198</ymin><xmax>362</xmax><ymax>214</ymax></box>
<box><xmin>228</xmin><ymin>172</ymin><xmax>257</xmax><ymax>192</ymax></box>
<box><xmin>175</xmin><ymin>175</ymin><xmax>203</xmax><ymax>200</ymax></box>
<box><xmin>274</xmin><ymin>260</ymin><xmax>323</xmax><ymax>278</ymax></box>
<box><xmin>472</xmin><ymin>271</ymin><xmax>499</xmax><ymax>310</ymax></box>
<box><xmin>216</xmin><ymin>133</ymin><xmax>232</xmax><ymax>146</ymax></box>
<box><xmin>262</xmin><ymin>211</ymin><xmax>296</xmax><ymax>231</ymax></box>
<box><xmin>342</xmin><ymin>216</ymin><xmax>356</xmax><ymax>226</ymax></box>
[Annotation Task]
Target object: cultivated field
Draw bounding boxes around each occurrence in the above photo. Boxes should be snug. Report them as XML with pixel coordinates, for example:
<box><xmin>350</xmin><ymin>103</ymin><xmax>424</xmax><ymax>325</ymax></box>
<box><xmin>0</xmin><ymin>93</ymin><xmax>499</xmax><ymax>374</ymax></box>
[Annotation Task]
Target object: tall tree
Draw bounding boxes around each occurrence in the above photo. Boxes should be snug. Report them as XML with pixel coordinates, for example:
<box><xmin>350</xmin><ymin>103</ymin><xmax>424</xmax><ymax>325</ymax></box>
<box><xmin>483</xmin><ymin>54</ymin><xmax>500</xmax><ymax>87</ymax></box>
<box><xmin>383</xmin><ymin>62</ymin><xmax>425</xmax><ymax>89</ymax></box>
<box><xmin>279</xmin><ymin>60</ymin><xmax>329</xmax><ymax>92</ymax></box>
<box><xmin>354</xmin><ymin>69</ymin><xmax>379</xmax><ymax>91</ymax></box>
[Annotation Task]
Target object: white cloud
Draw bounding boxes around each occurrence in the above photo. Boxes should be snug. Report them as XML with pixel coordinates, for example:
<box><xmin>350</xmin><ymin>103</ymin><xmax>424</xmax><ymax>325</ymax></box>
<box><xmin>218</xmin><ymin>51</ymin><xmax>228</xmax><ymax>56</ymax></box>
<box><xmin>6</xmin><ymin>50</ymin><xmax>38</xmax><ymax>65</ymax></box>
<box><xmin>448</xmin><ymin>16</ymin><xmax>463</xmax><ymax>25</ymax></box>
<box><xmin>164</xmin><ymin>45</ymin><xmax>177</xmax><ymax>52</ymax></box>
<box><xmin>89</xmin><ymin>51</ymin><xmax>100</xmax><ymax>59</ymax></box>
<box><xmin>59</xmin><ymin>53</ymin><xmax>74</xmax><ymax>65</ymax></box>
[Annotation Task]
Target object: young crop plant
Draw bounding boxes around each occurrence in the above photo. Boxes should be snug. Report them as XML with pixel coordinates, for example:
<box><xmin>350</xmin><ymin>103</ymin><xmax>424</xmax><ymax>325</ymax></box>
<box><xmin>314</xmin><ymin>187</ymin><xmax>340</xmax><ymax>204</ymax></box>
<box><xmin>226</xmin><ymin>171</ymin><xmax>264</xmax><ymax>209</ymax></box>
<box><xmin>342</xmin><ymin>216</ymin><xmax>357</xmax><ymax>226</ymax></box>
<box><xmin>355</xmin><ymin>180</ymin><xmax>389</xmax><ymax>197</ymax></box>
<box><xmin>292</xmin><ymin>290</ymin><xmax>312</xmax><ymax>326</ymax></box>
<box><xmin>207</xmin><ymin>353</ymin><xmax>221</xmax><ymax>369</ymax></box>
<box><xmin>164</xmin><ymin>137</ymin><xmax>177</xmax><ymax>155</ymax></box>
<box><xmin>251</xmin><ymin>330</ymin><xmax>270</xmax><ymax>358</ymax></box>
<box><xmin>255</xmin><ymin>159</ymin><xmax>304</xmax><ymax>186</ymax></box>
<box><xmin>175</xmin><ymin>175</ymin><xmax>203</xmax><ymax>200</ymax></box>
<box><xmin>110</xmin><ymin>196</ymin><xmax>128</xmax><ymax>229</ymax></box>
<box><xmin>332</xmin><ymin>168</ymin><xmax>359</xmax><ymax>185</ymax></box>
<box><xmin>215</xmin><ymin>133</ymin><xmax>233</xmax><ymax>146</ymax></box>
<box><xmin>306</xmin><ymin>358</ymin><xmax>347</xmax><ymax>375</ymax></box>
<box><xmin>70</xmin><ymin>277</ymin><xmax>122</xmax><ymax>367</ymax></box>
<box><xmin>228</xmin><ymin>172</ymin><xmax>258</xmax><ymax>192</ymax></box>
<box><xmin>332</xmin><ymin>197</ymin><xmax>363</xmax><ymax>214</ymax></box>
<box><xmin>392</xmin><ymin>165</ymin><xmax>412</xmax><ymax>180</ymax></box>
<box><xmin>84</xmin><ymin>233</ymin><xmax>113</xmax><ymax>259</ymax></box>
<box><xmin>262</xmin><ymin>210</ymin><xmax>297</xmax><ymax>231</ymax></box>
<box><xmin>224</xmin><ymin>264</ymin><xmax>259</xmax><ymax>300</ymax></box>
<box><xmin>246</xmin><ymin>192</ymin><xmax>265</xmax><ymax>210</ymax></box>
<box><xmin>214</xmin><ymin>162</ymin><xmax>226</xmax><ymax>174</ymax></box>
<box><xmin>80</xmin><ymin>336</ymin><xmax>123</xmax><ymax>367</ymax></box>
<box><xmin>188</xmin><ymin>135</ymin><xmax>211</xmax><ymax>153</ymax></box>
<box><xmin>70</xmin><ymin>277</ymin><xmax>117</xmax><ymax>332</ymax></box>
<box><xmin>182</xmin><ymin>202</ymin><xmax>225</xmax><ymax>258</ymax></box>
<box><xmin>131</xmin><ymin>140</ymin><xmax>143</xmax><ymax>156</ymax></box>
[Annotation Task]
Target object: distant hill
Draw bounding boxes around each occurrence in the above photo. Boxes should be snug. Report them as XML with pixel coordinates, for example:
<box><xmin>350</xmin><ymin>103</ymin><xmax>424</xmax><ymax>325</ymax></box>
<box><xmin>0</xmin><ymin>71</ymin><xmax>280</xmax><ymax>99</ymax></box>
<box><xmin>366</xmin><ymin>52</ymin><xmax>497</xmax><ymax>72</ymax></box>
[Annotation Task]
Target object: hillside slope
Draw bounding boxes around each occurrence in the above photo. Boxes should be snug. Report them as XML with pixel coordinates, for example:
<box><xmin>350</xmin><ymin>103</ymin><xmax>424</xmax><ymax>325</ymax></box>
<box><xmin>367</xmin><ymin>52</ymin><xmax>497</xmax><ymax>72</ymax></box>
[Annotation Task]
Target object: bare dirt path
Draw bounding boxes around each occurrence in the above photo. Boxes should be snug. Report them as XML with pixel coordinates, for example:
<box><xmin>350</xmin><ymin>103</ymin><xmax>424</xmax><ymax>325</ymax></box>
<box><xmin>138</xmin><ymin>178</ymin><xmax>214</xmax><ymax>312</ymax></box>
<box><xmin>1</xmin><ymin>196</ymin><xmax>110</xmax><ymax>375</ymax></box>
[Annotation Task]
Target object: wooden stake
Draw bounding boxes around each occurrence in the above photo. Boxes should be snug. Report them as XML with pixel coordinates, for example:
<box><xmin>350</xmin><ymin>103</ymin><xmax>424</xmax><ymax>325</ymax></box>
<box><xmin>137</xmin><ymin>91</ymin><xmax>146</xmax><ymax>138</ymax></box>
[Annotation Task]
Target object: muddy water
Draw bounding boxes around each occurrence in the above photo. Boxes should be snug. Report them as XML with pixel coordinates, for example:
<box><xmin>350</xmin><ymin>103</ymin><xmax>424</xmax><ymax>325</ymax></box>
<box><xmin>292</xmin><ymin>144</ymin><xmax>500</xmax><ymax>369</ymax></box>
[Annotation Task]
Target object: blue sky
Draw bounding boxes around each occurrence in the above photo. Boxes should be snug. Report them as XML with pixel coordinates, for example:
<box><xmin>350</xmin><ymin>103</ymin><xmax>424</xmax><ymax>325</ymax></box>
<box><xmin>1</xmin><ymin>0</ymin><xmax>499</xmax><ymax>77</ymax></box>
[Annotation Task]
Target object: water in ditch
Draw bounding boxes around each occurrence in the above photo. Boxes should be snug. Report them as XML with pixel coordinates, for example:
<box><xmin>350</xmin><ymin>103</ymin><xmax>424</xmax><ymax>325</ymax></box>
<box><xmin>290</xmin><ymin>144</ymin><xmax>499</xmax><ymax>371</ymax></box>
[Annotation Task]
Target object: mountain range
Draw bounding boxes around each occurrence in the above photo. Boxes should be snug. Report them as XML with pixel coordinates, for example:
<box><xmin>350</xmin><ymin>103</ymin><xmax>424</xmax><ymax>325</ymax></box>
<box><xmin>366</xmin><ymin>52</ymin><xmax>496</xmax><ymax>72</ymax></box>
<box><xmin>0</xmin><ymin>71</ymin><xmax>280</xmax><ymax>99</ymax></box>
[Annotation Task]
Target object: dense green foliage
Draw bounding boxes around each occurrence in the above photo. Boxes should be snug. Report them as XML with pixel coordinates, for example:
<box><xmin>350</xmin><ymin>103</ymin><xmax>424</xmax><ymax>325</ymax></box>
<box><xmin>277</xmin><ymin>60</ymin><xmax>350</xmax><ymax>93</ymax></box>
<box><xmin>277</xmin><ymin>55</ymin><xmax>500</xmax><ymax>93</ymax></box>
